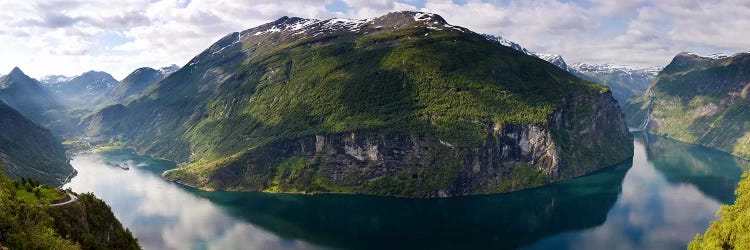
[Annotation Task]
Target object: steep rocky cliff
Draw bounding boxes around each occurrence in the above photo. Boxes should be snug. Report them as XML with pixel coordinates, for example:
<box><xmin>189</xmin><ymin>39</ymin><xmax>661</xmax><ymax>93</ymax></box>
<box><xmin>87</xmin><ymin>11</ymin><xmax>632</xmax><ymax>197</ymax></box>
<box><xmin>164</xmin><ymin>88</ymin><xmax>630</xmax><ymax>197</ymax></box>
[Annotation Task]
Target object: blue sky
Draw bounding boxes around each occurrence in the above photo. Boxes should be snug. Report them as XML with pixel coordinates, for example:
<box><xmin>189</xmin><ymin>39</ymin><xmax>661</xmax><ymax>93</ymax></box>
<box><xmin>0</xmin><ymin>0</ymin><xmax>748</xmax><ymax>79</ymax></box>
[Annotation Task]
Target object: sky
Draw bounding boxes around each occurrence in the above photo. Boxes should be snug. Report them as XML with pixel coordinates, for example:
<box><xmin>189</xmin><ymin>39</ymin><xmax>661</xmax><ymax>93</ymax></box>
<box><xmin>1</xmin><ymin>0</ymin><xmax>749</xmax><ymax>80</ymax></box>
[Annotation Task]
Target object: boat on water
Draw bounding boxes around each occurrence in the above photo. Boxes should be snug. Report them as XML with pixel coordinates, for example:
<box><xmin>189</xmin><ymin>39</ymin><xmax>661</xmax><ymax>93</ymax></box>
<box><xmin>117</xmin><ymin>163</ymin><xmax>130</xmax><ymax>170</ymax></box>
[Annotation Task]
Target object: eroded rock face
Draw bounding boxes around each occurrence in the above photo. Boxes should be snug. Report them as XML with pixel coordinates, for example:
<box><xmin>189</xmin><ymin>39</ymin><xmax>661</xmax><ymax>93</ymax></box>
<box><xmin>165</xmin><ymin>90</ymin><xmax>633</xmax><ymax>198</ymax></box>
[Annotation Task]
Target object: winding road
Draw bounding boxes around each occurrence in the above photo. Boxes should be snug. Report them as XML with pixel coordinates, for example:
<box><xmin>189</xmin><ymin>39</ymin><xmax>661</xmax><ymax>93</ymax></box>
<box><xmin>49</xmin><ymin>193</ymin><xmax>77</xmax><ymax>207</ymax></box>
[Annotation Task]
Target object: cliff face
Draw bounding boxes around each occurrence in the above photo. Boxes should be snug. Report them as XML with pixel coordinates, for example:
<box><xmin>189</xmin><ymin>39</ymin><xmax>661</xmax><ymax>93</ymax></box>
<box><xmin>165</xmin><ymin>90</ymin><xmax>631</xmax><ymax>198</ymax></box>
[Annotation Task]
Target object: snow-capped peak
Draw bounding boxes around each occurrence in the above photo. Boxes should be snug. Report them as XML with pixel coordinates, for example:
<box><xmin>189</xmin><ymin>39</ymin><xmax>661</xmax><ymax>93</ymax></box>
<box><xmin>242</xmin><ymin>11</ymin><xmax>464</xmax><ymax>41</ymax></box>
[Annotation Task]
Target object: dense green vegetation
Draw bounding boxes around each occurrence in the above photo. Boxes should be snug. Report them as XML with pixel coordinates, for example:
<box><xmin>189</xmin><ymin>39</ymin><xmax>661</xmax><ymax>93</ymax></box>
<box><xmin>0</xmin><ymin>170</ymin><xmax>140</xmax><ymax>249</ymax></box>
<box><xmin>624</xmin><ymin>52</ymin><xmax>750</xmax><ymax>159</ymax></box>
<box><xmin>86</xmin><ymin>13</ymin><xmax>630</xmax><ymax>196</ymax></box>
<box><xmin>689</xmin><ymin>172</ymin><xmax>750</xmax><ymax>249</ymax></box>
<box><xmin>0</xmin><ymin>101</ymin><xmax>75</xmax><ymax>186</ymax></box>
<box><xmin>13</xmin><ymin>178</ymin><xmax>66</xmax><ymax>205</ymax></box>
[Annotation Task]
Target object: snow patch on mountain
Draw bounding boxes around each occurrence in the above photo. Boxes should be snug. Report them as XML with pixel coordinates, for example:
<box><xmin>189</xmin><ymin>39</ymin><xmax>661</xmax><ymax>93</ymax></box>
<box><xmin>570</xmin><ymin>63</ymin><xmax>663</xmax><ymax>77</ymax></box>
<box><xmin>240</xmin><ymin>11</ymin><xmax>464</xmax><ymax>42</ymax></box>
<box><xmin>482</xmin><ymin>34</ymin><xmax>570</xmax><ymax>70</ymax></box>
<box><xmin>159</xmin><ymin>65</ymin><xmax>180</xmax><ymax>76</ymax></box>
<box><xmin>482</xmin><ymin>34</ymin><xmax>536</xmax><ymax>57</ymax></box>
<box><xmin>39</xmin><ymin>75</ymin><xmax>74</xmax><ymax>85</ymax></box>
<box><xmin>684</xmin><ymin>52</ymin><xmax>730</xmax><ymax>60</ymax></box>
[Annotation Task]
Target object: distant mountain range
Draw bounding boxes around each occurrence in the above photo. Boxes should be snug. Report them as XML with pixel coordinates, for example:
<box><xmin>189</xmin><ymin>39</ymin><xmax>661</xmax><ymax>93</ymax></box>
<box><xmin>41</xmin><ymin>70</ymin><xmax>118</xmax><ymax>108</ymax></box>
<box><xmin>39</xmin><ymin>65</ymin><xmax>179</xmax><ymax>109</ymax></box>
<box><xmin>624</xmin><ymin>51</ymin><xmax>750</xmax><ymax>159</ymax></box>
<box><xmin>0</xmin><ymin>68</ymin><xmax>68</xmax><ymax>129</ymax></box>
<box><xmin>483</xmin><ymin>34</ymin><xmax>662</xmax><ymax>104</ymax></box>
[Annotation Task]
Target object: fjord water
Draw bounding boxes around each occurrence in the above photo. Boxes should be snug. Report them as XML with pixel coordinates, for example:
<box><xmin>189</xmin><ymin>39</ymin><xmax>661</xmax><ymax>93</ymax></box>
<box><xmin>64</xmin><ymin>133</ymin><xmax>746</xmax><ymax>250</ymax></box>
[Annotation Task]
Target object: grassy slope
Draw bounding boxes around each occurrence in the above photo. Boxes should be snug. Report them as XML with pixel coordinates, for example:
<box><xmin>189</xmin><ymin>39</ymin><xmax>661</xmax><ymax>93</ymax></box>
<box><xmin>625</xmin><ymin>53</ymin><xmax>750</xmax><ymax>159</ymax></box>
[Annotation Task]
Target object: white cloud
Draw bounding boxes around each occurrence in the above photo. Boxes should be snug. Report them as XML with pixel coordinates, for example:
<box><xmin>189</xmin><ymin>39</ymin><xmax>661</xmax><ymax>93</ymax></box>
<box><xmin>0</xmin><ymin>0</ymin><xmax>748</xmax><ymax>79</ymax></box>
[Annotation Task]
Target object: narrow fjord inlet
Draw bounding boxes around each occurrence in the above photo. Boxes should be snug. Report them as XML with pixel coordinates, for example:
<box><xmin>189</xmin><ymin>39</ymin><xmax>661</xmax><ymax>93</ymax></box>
<box><xmin>63</xmin><ymin>133</ymin><xmax>746</xmax><ymax>249</ymax></box>
<box><xmin>1</xmin><ymin>2</ymin><xmax>749</xmax><ymax>250</ymax></box>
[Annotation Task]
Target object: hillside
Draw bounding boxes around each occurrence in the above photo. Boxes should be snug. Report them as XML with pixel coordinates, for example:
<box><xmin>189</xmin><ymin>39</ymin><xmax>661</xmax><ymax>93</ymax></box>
<box><xmin>84</xmin><ymin>11</ymin><xmax>632</xmax><ymax>198</ymax></box>
<box><xmin>0</xmin><ymin>101</ymin><xmax>74</xmax><ymax>186</ymax></box>
<box><xmin>624</xmin><ymin>52</ymin><xmax>750</xmax><ymax>159</ymax></box>
<box><xmin>0</xmin><ymin>171</ymin><xmax>140</xmax><ymax>249</ymax></box>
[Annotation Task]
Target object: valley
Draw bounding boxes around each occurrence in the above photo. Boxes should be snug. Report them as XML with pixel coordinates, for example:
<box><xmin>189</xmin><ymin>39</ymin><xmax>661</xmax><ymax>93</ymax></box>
<box><xmin>0</xmin><ymin>4</ymin><xmax>748</xmax><ymax>249</ymax></box>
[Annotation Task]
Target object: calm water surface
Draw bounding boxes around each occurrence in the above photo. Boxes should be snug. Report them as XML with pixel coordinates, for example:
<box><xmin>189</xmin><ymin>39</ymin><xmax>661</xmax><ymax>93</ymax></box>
<box><xmin>64</xmin><ymin>133</ymin><xmax>747</xmax><ymax>250</ymax></box>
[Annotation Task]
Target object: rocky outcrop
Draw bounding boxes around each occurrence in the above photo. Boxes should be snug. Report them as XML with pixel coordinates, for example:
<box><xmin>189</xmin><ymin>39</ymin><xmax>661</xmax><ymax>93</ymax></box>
<box><xmin>165</xmin><ymin>90</ymin><xmax>632</xmax><ymax>198</ymax></box>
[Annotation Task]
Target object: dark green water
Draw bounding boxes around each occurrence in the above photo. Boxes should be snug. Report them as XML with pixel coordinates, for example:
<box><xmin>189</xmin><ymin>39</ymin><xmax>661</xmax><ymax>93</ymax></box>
<box><xmin>64</xmin><ymin>133</ymin><xmax>747</xmax><ymax>249</ymax></box>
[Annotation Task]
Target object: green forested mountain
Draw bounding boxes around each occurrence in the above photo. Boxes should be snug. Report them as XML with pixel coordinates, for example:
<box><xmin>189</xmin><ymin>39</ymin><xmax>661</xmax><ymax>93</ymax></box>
<box><xmin>84</xmin><ymin>12</ymin><xmax>632</xmax><ymax>197</ymax></box>
<box><xmin>624</xmin><ymin>52</ymin><xmax>750</xmax><ymax>159</ymax></box>
<box><xmin>0</xmin><ymin>101</ymin><xmax>74</xmax><ymax>186</ymax></box>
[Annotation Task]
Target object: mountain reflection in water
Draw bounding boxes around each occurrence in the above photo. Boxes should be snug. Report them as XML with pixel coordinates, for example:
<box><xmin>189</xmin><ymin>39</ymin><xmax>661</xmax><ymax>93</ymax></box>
<box><xmin>65</xmin><ymin>133</ymin><xmax>745</xmax><ymax>249</ymax></box>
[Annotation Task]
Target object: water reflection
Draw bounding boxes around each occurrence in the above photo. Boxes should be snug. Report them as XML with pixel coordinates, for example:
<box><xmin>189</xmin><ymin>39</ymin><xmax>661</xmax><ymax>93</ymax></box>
<box><xmin>642</xmin><ymin>133</ymin><xmax>747</xmax><ymax>203</ymax></box>
<box><xmin>189</xmin><ymin>161</ymin><xmax>630</xmax><ymax>250</ymax></box>
<box><xmin>64</xmin><ymin>133</ymin><xmax>747</xmax><ymax>250</ymax></box>
<box><xmin>524</xmin><ymin>133</ymin><xmax>745</xmax><ymax>249</ymax></box>
<box><xmin>65</xmin><ymin>152</ymin><xmax>321</xmax><ymax>250</ymax></box>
